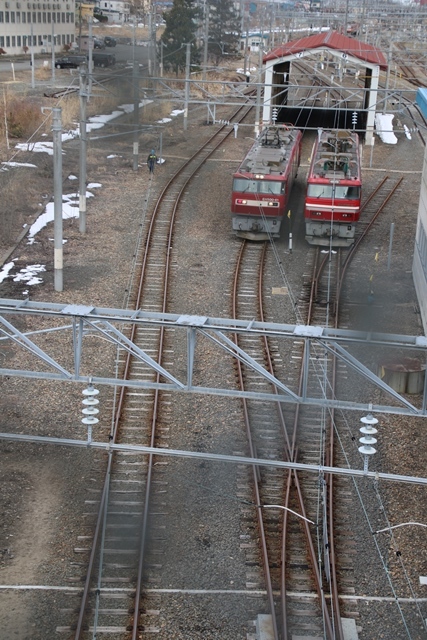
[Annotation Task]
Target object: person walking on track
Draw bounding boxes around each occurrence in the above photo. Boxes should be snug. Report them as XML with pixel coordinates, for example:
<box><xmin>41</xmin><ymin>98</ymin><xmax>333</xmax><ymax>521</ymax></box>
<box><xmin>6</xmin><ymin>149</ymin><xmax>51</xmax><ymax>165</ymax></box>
<box><xmin>147</xmin><ymin>149</ymin><xmax>157</xmax><ymax>175</ymax></box>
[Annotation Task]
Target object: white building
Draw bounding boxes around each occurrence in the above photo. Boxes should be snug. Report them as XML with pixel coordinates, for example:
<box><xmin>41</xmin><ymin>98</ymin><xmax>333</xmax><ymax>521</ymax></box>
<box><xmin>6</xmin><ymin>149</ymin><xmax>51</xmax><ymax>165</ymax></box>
<box><xmin>94</xmin><ymin>0</ymin><xmax>130</xmax><ymax>23</ymax></box>
<box><xmin>0</xmin><ymin>0</ymin><xmax>76</xmax><ymax>54</ymax></box>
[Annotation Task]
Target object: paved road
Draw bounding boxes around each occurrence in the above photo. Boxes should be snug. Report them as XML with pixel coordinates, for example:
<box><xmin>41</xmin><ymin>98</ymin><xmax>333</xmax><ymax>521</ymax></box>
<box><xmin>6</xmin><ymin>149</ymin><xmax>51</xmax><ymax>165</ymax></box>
<box><xmin>0</xmin><ymin>42</ymin><xmax>150</xmax><ymax>75</ymax></box>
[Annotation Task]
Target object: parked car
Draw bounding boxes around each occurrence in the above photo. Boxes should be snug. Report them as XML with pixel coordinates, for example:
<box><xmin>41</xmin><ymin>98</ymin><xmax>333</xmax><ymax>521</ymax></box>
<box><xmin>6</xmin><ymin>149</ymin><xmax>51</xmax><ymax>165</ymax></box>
<box><xmin>93</xmin><ymin>38</ymin><xmax>106</xmax><ymax>49</ymax></box>
<box><xmin>55</xmin><ymin>55</ymin><xmax>87</xmax><ymax>69</ymax></box>
<box><xmin>92</xmin><ymin>52</ymin><xmax>116</xmax><ymax>67</ymax></box>
<box><xmin>116</xmin><ymin>37</ymin><xmax>132</xmax><ymax>45</ymax></box>
<box><xmin>104</xmin><ymin>36</ymin><xmax>117</xmax><ymax>47</ymax></box>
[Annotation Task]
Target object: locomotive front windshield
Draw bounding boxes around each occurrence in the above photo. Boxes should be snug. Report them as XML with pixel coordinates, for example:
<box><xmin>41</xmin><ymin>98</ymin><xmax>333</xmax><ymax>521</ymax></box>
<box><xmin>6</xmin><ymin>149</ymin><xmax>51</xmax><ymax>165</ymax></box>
<box><xmin>233</xmin><ymin>178</ymin><xmax>284</xmax><ymax>195</ymax></box>
<box><xmin>307</xmin><ymin>184</ymin><xmax>360</xmax><ymax>199</ymax></box>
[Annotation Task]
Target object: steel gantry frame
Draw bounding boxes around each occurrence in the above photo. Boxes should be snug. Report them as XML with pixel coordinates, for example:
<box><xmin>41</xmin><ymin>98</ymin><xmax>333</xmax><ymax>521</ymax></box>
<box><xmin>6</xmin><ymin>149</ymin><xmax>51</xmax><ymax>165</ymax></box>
<box><xmin>151</xmin><ymin>77</ymin><xmax>414</xmax><ymax>117</ymax></box>
<box><xmin>1</xmin><ymin>297</ymin><xmax>427</xmax><ymax>417</ymax></box>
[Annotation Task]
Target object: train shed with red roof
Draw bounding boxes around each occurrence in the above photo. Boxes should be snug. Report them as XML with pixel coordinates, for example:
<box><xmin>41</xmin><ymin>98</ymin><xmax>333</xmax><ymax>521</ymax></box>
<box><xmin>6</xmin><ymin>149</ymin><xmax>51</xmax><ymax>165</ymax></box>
<box><xmin>262</xmin><ymin>30</ymin><xmax>387</xmax><ymax>144</ymax></box>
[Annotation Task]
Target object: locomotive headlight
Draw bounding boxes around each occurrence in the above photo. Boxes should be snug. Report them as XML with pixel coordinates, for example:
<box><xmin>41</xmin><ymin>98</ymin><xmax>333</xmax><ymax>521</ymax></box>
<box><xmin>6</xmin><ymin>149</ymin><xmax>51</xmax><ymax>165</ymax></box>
<box><xmin>268</xmin><ymin>201</ymin><xmax>274</xmax><ymax>206</ymax></box>
<box><xmin>255</xmin><ymin>174</ymin><xmax>265</xmax><ymax>179</ymax></box>
<box><xmin>237</xmin><ymin>199</ymin><xmax>247</xmax><ymax>204</ymax></box>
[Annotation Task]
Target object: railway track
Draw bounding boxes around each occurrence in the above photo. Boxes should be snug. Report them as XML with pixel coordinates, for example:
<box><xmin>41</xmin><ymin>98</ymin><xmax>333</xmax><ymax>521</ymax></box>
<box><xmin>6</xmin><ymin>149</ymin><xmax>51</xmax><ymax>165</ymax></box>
<box><xmin>61</xmin><ymin>103</ymin><xmax>253</xmax><ymax>640</ymax></box>
<box><xmin>228</xmin><ymin>169</ymin><xmax>406</xmax><ymax>638</ymax></box>
<box><xmin>232</xmin><ymin>240</ymin><xmax>339</xmax><ymax>639</ymax></box>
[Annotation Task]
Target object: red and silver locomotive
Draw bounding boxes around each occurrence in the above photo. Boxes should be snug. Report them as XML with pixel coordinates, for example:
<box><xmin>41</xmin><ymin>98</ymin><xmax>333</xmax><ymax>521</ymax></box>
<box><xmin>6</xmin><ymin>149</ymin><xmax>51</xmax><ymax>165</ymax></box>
<box><xmin>231</xmin><ymin>124</ymin><xmax>302</xmax><ymax>239</ymax></box>
<box><xmin>305</xmin><ymin>129</ymin><xmax>362</xmax><ymax>247</ymax></box>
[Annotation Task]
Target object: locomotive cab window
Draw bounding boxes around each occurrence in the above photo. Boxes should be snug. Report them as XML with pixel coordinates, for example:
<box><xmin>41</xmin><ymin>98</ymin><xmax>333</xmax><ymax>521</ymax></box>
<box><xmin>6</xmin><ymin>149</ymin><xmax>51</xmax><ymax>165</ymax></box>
<box><xmin>308</xmin><ymin>184</ymin><xmax>359</xmax><ymax>199</ymax></box>
<box><xmin>334</xmin><ymin>185</ymin><xmax>360</xmax><ymax>199</ymax></box>
<box><xmin>308</xmin><ymin>184</ymin><xmax>333</xmax><ymax>198</ymax></box>
<box><xmin>259</xmin><ymin>181</ymin><xmax>283</xmax><ymax>195</ymax></box>
<box><xmin>233</xmin><ymin>178</ymin><xmax>283</xmax><ymax>195</ymax></box>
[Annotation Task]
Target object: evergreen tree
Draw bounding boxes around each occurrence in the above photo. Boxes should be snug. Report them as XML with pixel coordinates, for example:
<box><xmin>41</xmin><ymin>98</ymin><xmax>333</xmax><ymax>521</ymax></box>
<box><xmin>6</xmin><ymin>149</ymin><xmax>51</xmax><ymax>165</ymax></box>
<box><xmin>207</xmin><ymin>0</ymin><xmax>241</xmax><ymax>65</ymax></box>
<box><xmin>160</xmin><ymin>0</ymin><xmax>201</xmax><ymax>75</ymax></box>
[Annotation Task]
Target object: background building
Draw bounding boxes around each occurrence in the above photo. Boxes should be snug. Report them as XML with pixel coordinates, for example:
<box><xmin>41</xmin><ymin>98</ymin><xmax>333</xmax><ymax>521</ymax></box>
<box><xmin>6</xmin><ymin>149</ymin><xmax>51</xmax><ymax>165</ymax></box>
<box><xmin>88</xmin><ymin>0</ymin><xmax>131</xmax><ymax>23</ymax></box>
<box><xmin>0</xmin><ymin>0</ymin><xmax>76</xmax><ymax>54</ymax></box>
<box><xmin>413</xmin><ymin>88</ymin><xmax>427</xmax><ymax>334</ymax></box>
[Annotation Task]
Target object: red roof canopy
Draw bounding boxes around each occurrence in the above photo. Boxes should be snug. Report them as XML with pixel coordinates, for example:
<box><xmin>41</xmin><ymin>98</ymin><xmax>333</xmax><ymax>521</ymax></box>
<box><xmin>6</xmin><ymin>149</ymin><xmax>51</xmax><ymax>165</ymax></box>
<box><xmin>264</xmin><ymin>30</ymin><xmax>387</xmax><ymax>70</ymax></box>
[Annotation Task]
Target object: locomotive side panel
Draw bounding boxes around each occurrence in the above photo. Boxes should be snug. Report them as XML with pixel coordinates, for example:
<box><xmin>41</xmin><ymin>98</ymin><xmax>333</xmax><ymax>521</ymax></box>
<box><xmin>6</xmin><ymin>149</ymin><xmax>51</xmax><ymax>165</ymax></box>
<box><xmin>304</xmin><ymin>129</ymin><xmax>361</xmax><ymax>247</ymax></box>
<box><xmin>231</xmin><ymin>125</ymin><xmax>302</xmax><ymax>240</ymax></box>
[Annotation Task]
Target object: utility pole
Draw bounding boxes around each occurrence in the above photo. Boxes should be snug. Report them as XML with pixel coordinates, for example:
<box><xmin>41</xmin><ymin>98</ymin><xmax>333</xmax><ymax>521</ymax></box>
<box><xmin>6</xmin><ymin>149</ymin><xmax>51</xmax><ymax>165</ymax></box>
<box><xmin>160</xmin><ymin>41</ymin><xmax>164</xmax><ymax>77</ymax></box>
<box><xmin>184</xmin><ymin>42</ymin><xmax>191</xmax><ymax>131</ymax></box>
<box><xmin>132</xmin><ymin>15</ymin><xmax>136</xmax><ymax>64</ymax></box>
<box><xmin>133</xmin><ymin>59</ymin><xmax>140</xmax><ymax>171</ymax></box>
<box><xmin>203</xmin><ymin>1</ymin><xmax>209</xmax><ymax>82</ymax></box>
<box><xmin>383</xmin><ymin>40</ymin><xmax>392</xmax><ymax>115</ymax></box>
<box><xmin>269</xmin><ymin>4</ymin><xmax>275</xmax><ymax>50</ymax></box>
<box><xmin>78</xmin><ymin>4</ymin><xmax>82</xmax><ymax>51</ymax></box>
<box><xmin>88</xmin><ymin>17</ymin><xmax>93</xmax><ymax>98</ymax></box>
<box><xmin>79</xmin><ymin>65</ymin><xmax>88</xmax><ymax>234</ymax></box>
<box><xmin>52</xmin><ymin>107</ymin><xmax>63</xmax><ymax>292</ymax></box>
<box><xmin>244</xmin><ymin>28</ymin><xmax>249</xmax><ymax>76</ymax></box>
<box><xmin>30</xmin><ymin>22</ymin><xmax>35</xmax><ymax>89</ymax></box>
<box><xmin>254</xmin><ymin>44</ymin><xmax>263</xmax><ymax>134</ymax></box>
<box><xmin>51</xmin><ymin>17</ymin><xmax>56</xmax><ymax>83</ymax></box>
<box><xmin>151</xmin><ymin>3</ymin><xmax>157</xmax><ymax>79</ymax></box>
<box><xmin>148</xmin><ymin>10</ymin><xmax>153</xmax><ymax>75</ymax></box>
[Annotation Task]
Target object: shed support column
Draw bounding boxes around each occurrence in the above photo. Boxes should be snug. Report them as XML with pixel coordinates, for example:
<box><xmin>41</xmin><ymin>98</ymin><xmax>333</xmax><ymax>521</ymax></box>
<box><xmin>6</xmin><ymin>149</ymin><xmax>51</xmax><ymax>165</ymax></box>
<box><xmin>366</xmin><ymin>65</ymin><xmax>380</xmax><ymax>146</ymax></box>
<box><xmin>262</xmin><ymin>63</ymin><xmax>273</xmax><ymax>125</ymax></box>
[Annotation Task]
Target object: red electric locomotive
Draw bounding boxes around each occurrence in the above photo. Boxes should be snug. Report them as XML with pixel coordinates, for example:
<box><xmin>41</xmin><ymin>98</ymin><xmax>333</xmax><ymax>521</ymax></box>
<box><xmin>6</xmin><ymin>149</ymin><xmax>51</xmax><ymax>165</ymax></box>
<box><xmin>231</xmin><ymin>124</ymin><xmax>302</xmax><ymax>239</ymax></box>
<box><xmin>305</xmin><ymin>129</ymin><xmax>362</xmax><ymax>247</ymax></box>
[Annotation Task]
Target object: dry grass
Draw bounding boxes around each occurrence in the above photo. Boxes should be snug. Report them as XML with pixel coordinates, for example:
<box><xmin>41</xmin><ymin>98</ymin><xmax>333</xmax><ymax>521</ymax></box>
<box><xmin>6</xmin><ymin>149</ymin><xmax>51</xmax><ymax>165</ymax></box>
<box><xmin>0</xmin><ymin>155</ymin><xmax>52</xmax><ymax>251</ymax></box>
<box><xmin>91</xmin><ymin>24</ymin><xmax>155</xmax><ymax>41</ymax></box>
<box><xmin>0</xmin><ymin>52</ymin><xmax>239</xmax><ymax>255</ymax></box>
<box><xmin>143</xmin><ymin>98</ymin><xmax>173</xmax><ymax>122</ymax></box>
<box><xmin>0</xmin><ymin>86</ymin><xmax>49</xmax><ymax>141</ymax></box>
<box><xmin>0</xmin><ymin>76</ymin><xmax>140</xmax><ymax>255</ymax></box>
<box><xmin>57</xmin><ymin>88</ymin><xmax>126</xmax><ymax>131</ymax></box>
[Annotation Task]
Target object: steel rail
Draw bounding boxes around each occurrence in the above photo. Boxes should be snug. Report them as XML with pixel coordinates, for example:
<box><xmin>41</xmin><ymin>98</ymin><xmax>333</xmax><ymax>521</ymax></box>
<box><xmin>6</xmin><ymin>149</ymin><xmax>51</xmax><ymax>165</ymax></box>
<box><xmin>73</xmin><ymin>103</ymin><xmax>253</xmax><ymax>639</ymax></box>
<box><xmin>339</xmin><ymin>176</ymin><xmax>404</xmax><ymax>299</ymax></box>
<box><xmin>402</xmin><ymin>99</ymin><xmax>426</xmax><ymax>148</ymax></box>
<box><xmin>256</xmin><ymin>242</ymin><xmax>292</xmax><ymax>639</ymax></box>
<box><xmin>360</xmin><ymin>176</ymin><xmax>389</xmax><ymax>213</ymax></box>
<box><xmin>232</xmin><ymin>240</ymin><xmax>280</xmax><ymax>640</ymax></box>
<box><xmin>233</xmin><ymin>240</ymin><xmax>335</xmax><ymax>638</ymax></box>
<box><xmin>130</xmin><ymin>101</ymin><xmax>253</xmax><ymax>639</ymax></box>
<box><xmin>326</xmin><ymin>248</ymin><xmax>344</xmax><ymax>638</ymax></box>
<box><xmin>289</xmin><ymin>247</ymin><xmax>337</xmax><ymax>640</ymax></box>
<box><xmin>319</xmin><ymin>175</ymin><xmax>404</xmax><ymax>639</ymax></box>
<box><xmin>256</xmin><ymin>245</ymin><xmax>331</xmax><ymax>639</ymax></box>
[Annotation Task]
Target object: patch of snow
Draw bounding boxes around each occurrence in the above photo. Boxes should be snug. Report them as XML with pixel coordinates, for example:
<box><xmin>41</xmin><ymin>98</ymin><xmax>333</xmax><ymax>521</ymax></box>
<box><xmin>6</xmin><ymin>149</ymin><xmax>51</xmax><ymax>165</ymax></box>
<box><xmin>13</xmin><ymin>264</ymin><xmax>46</xmax><ymax>286</ymax></box>
<box><xmin>0</xmin><ymin>260</ymin><xmax>17</xmax><ymax>283</ymax></box>
<box><xmin>16</xmin><ymin>140</ymin><xmax>54</xmax><ymax>155</ymax></box>
<box><xmin>375</xmin><ymin>113</ymin><xmax>398</xmax><ymax>145</ymax></box>
<box><xmin>1</xmin><ymin>161</ymin><xmax>37</xmax><ymax>168</ymax></box>
<box><xmin>14</xmin><ymin>102</ymin><xmax>154</xmax><ymax>156</ymax></box>
<box><xmin>27</xmin><ymin>190</ymin><xmax>96</xmax><ymax>244</ymax></box>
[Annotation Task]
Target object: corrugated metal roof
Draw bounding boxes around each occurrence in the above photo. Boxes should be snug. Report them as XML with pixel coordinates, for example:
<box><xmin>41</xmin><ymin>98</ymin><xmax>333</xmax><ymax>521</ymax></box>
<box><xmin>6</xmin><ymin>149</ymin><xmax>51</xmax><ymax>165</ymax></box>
<box><xmin>264</xmin><ymin>30</ymin><xmax>387</xmax><ymax>69</ymax></box>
